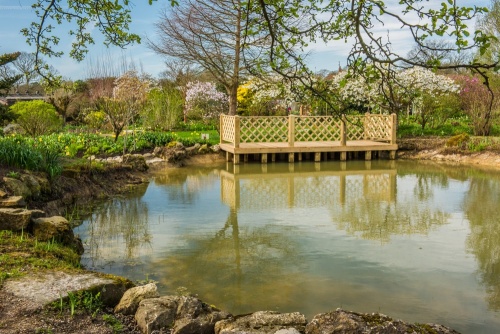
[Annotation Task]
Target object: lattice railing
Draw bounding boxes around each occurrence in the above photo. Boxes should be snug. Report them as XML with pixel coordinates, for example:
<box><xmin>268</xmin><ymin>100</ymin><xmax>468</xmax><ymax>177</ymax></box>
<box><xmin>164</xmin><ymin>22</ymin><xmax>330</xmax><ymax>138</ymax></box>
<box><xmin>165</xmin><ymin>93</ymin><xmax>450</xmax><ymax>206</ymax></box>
<box><xmin>220</xmin><ymin>114</ymin><xmax>396</xmax><ymax>146</ymax></box>
<box><xmin>220</xmin><ymin>115</ymin><xmax>235</xmax><ymax>143</ymax></box>
<box><xmin>345</xmin><ymin>115</ymin><xmax>365</xmax><ymax>140</ymax></box>
<box><xmin>239</xmin><ymin>116</ymin><xmax>288</xmax><ymax>143</ymax></box>
<box><xmin>294</xmin><ymin>116</ymin><xmax>342</xmax><ymax>142</ymax></box>
<box><xmin>364</xmin><ymin>114</ymin><xmax>394</xmax><ymax>141</ymax></box>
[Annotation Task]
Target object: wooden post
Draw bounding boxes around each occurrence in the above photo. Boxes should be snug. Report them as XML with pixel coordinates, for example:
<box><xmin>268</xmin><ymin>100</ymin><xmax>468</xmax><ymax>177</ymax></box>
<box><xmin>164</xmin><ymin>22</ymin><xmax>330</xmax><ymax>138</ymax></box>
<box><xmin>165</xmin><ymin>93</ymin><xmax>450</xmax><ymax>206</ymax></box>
<box><xmin>288</xmin><ymin>115</ymin><xmax>295</xmax><ymax>147</ymax></box>
<box><xmin>364</xmin><ymin>112</ymin><xmax>370</xmax><ymax>140</ymax></box>
<box><xmin>288</xmin><ymin>153</ymin><xmax>295</xmax><ymax>163</ymax></box>
<box><xmin>234</xmin><ymin>116</ymin><xmax>240</xmax><ymax>148</ymax></box>
<box><xmin>234</xmin><ymin>154</ymin><xmax>240</xmax><ymax>164</ymax></box>
<box><xmin>365</xmin><ymin>151</ymin><xmax>372</xmax><ymax>161</ymax></box>
<box><xmin>261</xmin><ymin>153</ymin><xmax>268</xmax><ymax>164</ymax></box>
<box><xmin>389</xmin><ymin>150</ymin><xmax>397</xmax><ymax>160</ymax></box>
<box><xmin>272</xmin><ymin>153</ymin><xmax>276</xmax><ymax>162</ymax></box>
<box><xmin>341</xmin><ymin>114</ymin><xmax>347</xmax><ymax>146</ymax></box>
<box><xmin>390</xmin><ymin>113</ymin><xmax>397</xmax><ymax>144</ymax></box>
<box><xmin>340</xmin><ymin>152</ymin><xmax>347</xmax><ymax>161</ymax></box>
<box><xmin>314</xmin><ymin>152</ymin><xmax>321</xmax><ymax>162</ymax></box>
<box><xmin>220</xmin><ymin>114</ymin><xmax>224</xmax><ymax>144</ymax></box>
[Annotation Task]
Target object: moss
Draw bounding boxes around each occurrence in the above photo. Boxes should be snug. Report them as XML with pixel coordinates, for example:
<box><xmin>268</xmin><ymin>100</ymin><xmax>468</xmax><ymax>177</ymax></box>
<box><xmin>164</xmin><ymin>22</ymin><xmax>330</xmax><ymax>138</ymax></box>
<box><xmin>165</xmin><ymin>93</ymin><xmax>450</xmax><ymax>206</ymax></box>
<box><xmin>445</xmin><ymin>133</ymin><xmax>470</xmax><ymax>148</ymax></box>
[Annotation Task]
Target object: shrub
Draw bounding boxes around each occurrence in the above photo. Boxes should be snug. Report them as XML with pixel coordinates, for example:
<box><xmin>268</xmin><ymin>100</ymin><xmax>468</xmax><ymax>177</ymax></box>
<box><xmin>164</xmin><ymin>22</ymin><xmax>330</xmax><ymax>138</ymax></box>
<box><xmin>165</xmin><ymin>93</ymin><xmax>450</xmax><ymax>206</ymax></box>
<box><xmin>10</xmin><ymin>100</ymin><xmax>62</xmax><ymax>137</ymax></box>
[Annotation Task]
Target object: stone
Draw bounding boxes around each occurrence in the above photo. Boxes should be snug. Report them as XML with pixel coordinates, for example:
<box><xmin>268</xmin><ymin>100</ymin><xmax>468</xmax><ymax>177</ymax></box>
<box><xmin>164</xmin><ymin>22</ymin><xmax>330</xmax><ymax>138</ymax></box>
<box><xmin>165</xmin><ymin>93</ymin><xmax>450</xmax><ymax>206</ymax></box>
<box><xmin>198</xmin><ymin>144</ymin><xmax>209</xmax><ymax>154</ymax></box>
<box><xmin>31</xmin><ymin>216</ymin><xmax>84</xmax><ymax>254</ymax></box>
<box><xmin>114</xmin><ymin>282</ymin><xmax>160</xmax><ymax>315</ymax></box>
<box><xmin>2</xmin><ymin>123</ymin><xmax>25</xmax><ymax>135</ymax></box>
<box><xmin>123</xmin><ymin>154</ymin><xmax>148</xmax><ymax>171</ymax></box>
<box><xmin>211</xmin><ymin>144</ymin><xmax>221</xmax><ymax>153</ymax></box>
<box><xmin>0</xmin><ymin>208</ymin><xmax>32</xmax><ymax>231</ymax></box>
<box><xmin>0</xmin><ymin>196</ymin><xmax>26</xmax><ymax>208</ymax></box>
<box><xmin>3</xmin><ymin>271</ymin><xmax>132</xmax><ymax>308</ymax></box>
<box><xmin>135</xmin><ymin>295</ymin><xmax>231</xmax><ymax>334</ymax></box>
<box><xmin>19</xmin><ymin>173</ymin><xmax>42</xmax><ymax>198</ymax></box>
<box><xmin>3</xmin><ymin>177</ymin><xmax>31</xmax><ymax>198</ymax></box>
<box><xmin>186</xmin><ymin>143</ymin><xmax>201</xmax><ymax>155</ymax></box>
<box><xmin>0</xmin><ymin>189</ymin><xmax>7</xmax><ymax>198</ymax></box>
<box><xmin>305</xmin><ymin>309</ymin><xmax>460</xmax><ymax>334</ymax></box>
<box><xmin>215</xmin><ymin>311</ymin><xmax>307</xmax><ymax>334</ymax></box>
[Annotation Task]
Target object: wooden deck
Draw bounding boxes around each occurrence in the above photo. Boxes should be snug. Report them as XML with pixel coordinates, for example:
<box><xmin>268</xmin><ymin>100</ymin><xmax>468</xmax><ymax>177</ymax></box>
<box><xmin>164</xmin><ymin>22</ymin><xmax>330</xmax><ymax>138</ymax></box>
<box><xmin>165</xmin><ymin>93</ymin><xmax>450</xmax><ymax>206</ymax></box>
<box><xmin>219</xmin><ymin>114</ymin><xmax>398</xmax><ymax>164</ymax></box>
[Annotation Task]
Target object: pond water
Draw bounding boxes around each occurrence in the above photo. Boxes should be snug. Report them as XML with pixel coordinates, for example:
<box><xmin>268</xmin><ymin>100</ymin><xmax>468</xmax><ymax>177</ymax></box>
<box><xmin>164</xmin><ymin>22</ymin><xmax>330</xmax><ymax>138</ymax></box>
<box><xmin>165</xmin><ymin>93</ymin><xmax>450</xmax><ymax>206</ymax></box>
<box><xmin>74</xmin><ymin>160</ymin><xmax>500</xmax><ymax>333</ymax></box>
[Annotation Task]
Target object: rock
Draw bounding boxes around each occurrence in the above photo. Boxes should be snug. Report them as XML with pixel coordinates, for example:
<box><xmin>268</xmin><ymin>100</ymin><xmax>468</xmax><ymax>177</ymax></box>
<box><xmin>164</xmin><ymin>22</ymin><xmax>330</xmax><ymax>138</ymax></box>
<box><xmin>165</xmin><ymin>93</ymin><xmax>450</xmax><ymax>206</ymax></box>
<box><xmin>186</xmin><ymin>143</ymin><xmax>201</xmax><ymax>155</ymax></box>
<box><xmin>305</xmin><ymin>309</ymin><xmax>460</xmax><ymax>334</ymax></box>
<box><xmin>115</xmin><ymin>283</ymin><xmax>160</xmax><ymax>315</ymax></box>
<box><xmin>211</xmin><ymin>144</ymin><xmax>221</xmax><ymax>153</ymax></box>
<box><xmin>155</xmin><ymin>146</ymin><xmax>188</xmax><ymax>165</ymax></box>
<box><xmin>135</xmin><ymin>295</ymin><xmax>231</xmax><ymax>334</ymax></box>
<box><xmin>198</xmin><ymin>144</ymin><xmax>209</xmax><ymax>154</ymax></box>
<box><xmin>123</xmin><ymin>154</ymin><xmax>148</xmax><ymax>171</ymax></box>
<box><xmin>3</xmin><ymin>271</ymin><xmax>133</xmax><ymax>308</ymax></box>
<box><xmin>31</xmin><ymin>216</ymin><xmax>84</xmax><ymax>254</ymax></box>
<box><xmin>0</xmin><ymin>189</ymin><xmax>7</xmax><ymax>198</ymax></box>
<box><xmin>3</xmin><ymin>177</ymin><xmax>31</xmax><ymax>198</ymax></box>
<box><xmin>0</xmin><ymin>208</ymin><xmax>32</xmax><ymax>231</ymax></box>
<box><xmin>0</xmin><ymin>196</ymin><xmax>26</xmax><ymax>208</ymax></box>
<box><xmin>19</xmin><ymin>173</ymin><xmax>42</xmax><ymax>198</ymax></box>
<box><xmin>215</xmin><ymin>311</ymin><xmax>307</xmax><ymax>334</ymax></box>
<box><xmin>2</xmin><ymin>123</ymin><xmax>25</xmax><ymax>135</ymax></box>
<box><xmin>29</xmin><ymin>209</ymin><xmax>46</xmax><ymax>219</ymax></box>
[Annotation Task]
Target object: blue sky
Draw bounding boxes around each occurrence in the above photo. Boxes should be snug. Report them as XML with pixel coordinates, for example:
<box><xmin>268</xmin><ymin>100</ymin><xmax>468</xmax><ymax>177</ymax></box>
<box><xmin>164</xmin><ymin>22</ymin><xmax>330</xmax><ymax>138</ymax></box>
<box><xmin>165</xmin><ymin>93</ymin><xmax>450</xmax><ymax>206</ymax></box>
<box><xmin>0</xmin><ymin>0</ymin><xmax>490</xmax><ymax>80</ymax></box>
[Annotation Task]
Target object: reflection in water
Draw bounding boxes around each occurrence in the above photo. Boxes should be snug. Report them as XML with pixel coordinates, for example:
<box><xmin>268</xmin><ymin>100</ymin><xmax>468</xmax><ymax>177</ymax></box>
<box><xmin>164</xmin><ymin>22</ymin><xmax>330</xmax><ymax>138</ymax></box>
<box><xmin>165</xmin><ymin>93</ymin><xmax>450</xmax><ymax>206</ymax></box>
<box><xmin>75</xmin><ymin>161</ymin><xmax>500</xmax><ymax>333</ymax></box>
<box><xmin>464</xmin><ymin>176</ymin><xmax>500</xmax><ymax>310</ymax></box>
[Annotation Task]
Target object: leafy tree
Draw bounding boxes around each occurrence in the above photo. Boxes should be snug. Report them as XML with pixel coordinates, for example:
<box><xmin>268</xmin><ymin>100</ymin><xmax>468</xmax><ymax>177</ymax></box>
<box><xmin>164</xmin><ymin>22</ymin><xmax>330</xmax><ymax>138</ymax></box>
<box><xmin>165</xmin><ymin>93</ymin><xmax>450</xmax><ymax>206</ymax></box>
<box><xmin>44</xmin><ymin>80</ymin><xmax>78</xmax><ymax>124</ymax></box>
<box><xmin>141</xmin><ymin>87</ymin><xmax>183</xmax><ymax>131</ymax></box>
<box><xmin>0</xmin><ymin>52</ymin><xmax>22</xmax><ymax>94</ymax></box>
<box><xmin>10</xmin><ymin>100</ymin><xmax>62</xmax><ymax>136</ymax></box>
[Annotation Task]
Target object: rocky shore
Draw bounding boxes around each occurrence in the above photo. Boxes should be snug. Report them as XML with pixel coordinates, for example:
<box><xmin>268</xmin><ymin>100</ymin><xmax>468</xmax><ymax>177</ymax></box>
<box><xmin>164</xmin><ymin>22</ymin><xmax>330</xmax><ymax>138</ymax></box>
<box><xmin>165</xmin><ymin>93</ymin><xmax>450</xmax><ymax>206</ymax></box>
<box><xmin>1</xmin><ymin>138</ymin><xmax>500</xmax><ymax>334</ymax></box>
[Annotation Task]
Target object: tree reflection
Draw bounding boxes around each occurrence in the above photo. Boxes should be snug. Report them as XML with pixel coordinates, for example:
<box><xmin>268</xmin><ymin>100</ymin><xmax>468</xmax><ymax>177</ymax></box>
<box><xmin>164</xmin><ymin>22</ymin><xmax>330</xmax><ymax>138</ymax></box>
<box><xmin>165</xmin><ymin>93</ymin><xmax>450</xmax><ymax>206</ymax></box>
<box><xmin>82</xmin><ymin>184</ymin><xmax>151</xmax><ymax>269</ymax></box>
<box><xmin>464</xmin><ymin>176</ymin><xmax>500</xmax><ymax>310</ymax></box>
<box><xmin>153</xmin><ymin>208</ymin><xmax>304</xmax><ymax>313</ymax></box>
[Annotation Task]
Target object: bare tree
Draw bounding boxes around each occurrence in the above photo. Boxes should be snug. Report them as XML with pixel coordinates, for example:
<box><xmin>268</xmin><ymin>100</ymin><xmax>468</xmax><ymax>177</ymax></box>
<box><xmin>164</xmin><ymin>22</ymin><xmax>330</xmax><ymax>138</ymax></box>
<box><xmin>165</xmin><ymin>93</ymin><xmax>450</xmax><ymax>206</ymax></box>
<box><xmin>149</xmin><ymin>0</ymin><xmax>263</xmax><ymax>115</ymax></box>
<box><xmin>11</xmin><ymin>52</ymin><xmax>40</xmax><ymax>93</ymax></box>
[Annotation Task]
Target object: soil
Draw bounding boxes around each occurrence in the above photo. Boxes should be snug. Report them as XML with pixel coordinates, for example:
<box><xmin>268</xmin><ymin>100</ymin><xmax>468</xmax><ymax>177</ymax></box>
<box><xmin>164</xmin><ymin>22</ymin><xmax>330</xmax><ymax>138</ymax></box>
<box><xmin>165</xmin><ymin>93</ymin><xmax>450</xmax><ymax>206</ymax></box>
<box><xmin>0</xmin><ymin>143</ymin><xmax>499</xmax><ymax>334</ymax></box>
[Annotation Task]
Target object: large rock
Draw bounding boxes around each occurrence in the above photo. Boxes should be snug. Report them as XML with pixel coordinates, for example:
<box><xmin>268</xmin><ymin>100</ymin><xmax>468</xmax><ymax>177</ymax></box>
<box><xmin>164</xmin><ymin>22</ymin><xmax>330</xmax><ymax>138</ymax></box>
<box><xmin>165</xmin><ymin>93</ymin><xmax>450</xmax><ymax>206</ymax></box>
<box><xmin>3</xmin><ymin>271</ymin><xmax>133</xmax><ymax>308</ymax></box>
<box><xmin>0</xmin><ymin>196</ymin><xmax>26</xmax><ymax>208</ymax></box>
<box><xmin>114</xmin><ymin>283</ymin><xmax>160</xmax><ymax>315</ymax></box>
<box><xmin>31</xmin><ymin>216</ymin><xmax>84</xmax><ymax>254</ymax></box>
<box><xmin>3</xmin><ymin>177</ymin><xmax>31</xmax><ymax>198</ymax></box>
<box><xmin>20</xmin><ymin>173</ymin><xmax>49</xmax><ymax>198</ymax></box>
<box><xmin>135</xmin><ymin>295</ymin><xmax>230</xmax><ymax>334</ymax></box>
<box><xmin>154</xmin><ymin>144</ymin><xmax>188</xmax><ymax>165</ymax></box>
<box><xmin>305</xmin><ymin>309</ymin><xmax>460</xmax><ymax>334</ymax></box>
<box><xmin>0</xmin><ymin>208</ymin><xmax>32</xmax><ymax>231</ymax></box>
<box><xmin>123</xmin><ymin>154</ymin><xmax>149</xmax><ymax>172</ymax></box>
<box><xmin>215</xmin><ymin>311</ymin><xmax>307</xmax><ymax>334</ymax></box>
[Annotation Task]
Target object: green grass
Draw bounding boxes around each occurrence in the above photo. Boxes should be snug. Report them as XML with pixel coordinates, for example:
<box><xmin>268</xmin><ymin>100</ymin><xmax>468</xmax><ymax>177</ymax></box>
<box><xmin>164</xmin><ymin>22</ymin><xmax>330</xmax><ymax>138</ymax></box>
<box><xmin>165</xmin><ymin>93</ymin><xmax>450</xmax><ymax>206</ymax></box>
<box><xmin>0</xmin><ymin>230</ymin><xmax>81</xmax><ymax>287</ymax></box>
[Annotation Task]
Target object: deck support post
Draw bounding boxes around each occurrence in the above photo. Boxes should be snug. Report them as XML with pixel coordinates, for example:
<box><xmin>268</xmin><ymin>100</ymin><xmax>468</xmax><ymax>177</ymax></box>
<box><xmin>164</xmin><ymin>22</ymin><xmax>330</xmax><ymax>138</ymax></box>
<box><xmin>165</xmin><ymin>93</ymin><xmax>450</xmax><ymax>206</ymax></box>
<box><xmin>389</xmin><ymin>150</ymin><xmax>397</xmax><ymax>160</ymax></box>
<box><xmin>244</xmin><ymin>154</ymin><xmax>248</xmax><ymax>162</ymax></box>
<box><xmin>365</xmin><ymin>151</ymin><xmax>372</xmax><ymax>161</ymax></box>
<box><xmin>298</xmin><ymin>153</ymin><xmax>302</xmax><ymax>161</ymax></box>
<box><xmin>261</xmin><ymin>153</ymin><xmax>268</xmax><ymax>164</ymax></box>
<box><xmin>234</xmin><ymin>116</ymin><xmax>240</xmax><ymax>148</ymax></box>
<box><xmin>234</xmin><ymin>154</ymin><xmax>240</xmax><ymax>165</ymax></box>
<box><xmin>226</xmin><ymin>151</ymin><xmax>231</xmax><ymax>162</ymax></box>
<box><xmin>314</xmin><ymin>152</ymin><xmax>321</xmax><ymax>162</ymax></box>
<box><xmin>341</xmin><ymin>114</ymin><xmax>347</xmax><ymax>146</ymax></box>
<box><xmin>288</xmin><ymin>153</ymin><xmax>295</xmax><ymax>163</ymax></box>
<box><xmin>288</xmin><ymin>115</ymin><xmax>295</xmax><ymax>147</ymax></box>
<box><xmin>272</xmin><ymin>153</ymin><xmax>276</xmax><ymax>162</ymax></box>
<box><xmin>340</xmin><ymin>152</ymin><xmax>347</xmax><ymax>161</ymax></box>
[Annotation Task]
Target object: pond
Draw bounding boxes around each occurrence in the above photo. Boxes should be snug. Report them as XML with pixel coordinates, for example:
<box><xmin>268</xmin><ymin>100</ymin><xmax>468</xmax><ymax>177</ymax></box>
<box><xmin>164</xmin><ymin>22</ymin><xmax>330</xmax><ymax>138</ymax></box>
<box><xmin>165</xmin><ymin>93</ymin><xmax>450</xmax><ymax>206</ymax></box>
<box><xmin>74</xmin><ymin>160</ymin><xmax>500</xmax><ymax>333</ymax></box>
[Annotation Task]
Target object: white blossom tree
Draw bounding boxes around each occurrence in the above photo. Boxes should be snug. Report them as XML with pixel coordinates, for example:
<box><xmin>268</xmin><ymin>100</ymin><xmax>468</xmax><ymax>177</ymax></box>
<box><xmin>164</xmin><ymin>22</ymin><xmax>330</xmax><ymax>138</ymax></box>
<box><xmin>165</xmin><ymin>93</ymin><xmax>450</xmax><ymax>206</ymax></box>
<box><xmin>185</xmin><ymin>81</ymin><xmax>228</xmax><ymax>127</ymax></box>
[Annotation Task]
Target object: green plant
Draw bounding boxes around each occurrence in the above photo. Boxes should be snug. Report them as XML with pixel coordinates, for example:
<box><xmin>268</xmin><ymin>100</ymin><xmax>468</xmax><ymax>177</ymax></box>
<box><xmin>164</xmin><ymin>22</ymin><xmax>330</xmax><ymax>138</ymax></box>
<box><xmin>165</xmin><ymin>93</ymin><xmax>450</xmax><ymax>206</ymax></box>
<box><xmin>6</xmin><ymin>171</ymin><xmax>20</xmax><ymax>179</ymax></box>
<box><xmin>10</xmin><ymin>100</ymin><xmax>63</xmax><ymax>137</ymax></box>
<box><xmin>67</xmin><ymin>292</ymin><xmax>77</xmax><ymax>317</ymax></box>
<box><xmin>102</xmin><ymin>314</ymin><xmax>124</xmax><ymax>333</ymax></box>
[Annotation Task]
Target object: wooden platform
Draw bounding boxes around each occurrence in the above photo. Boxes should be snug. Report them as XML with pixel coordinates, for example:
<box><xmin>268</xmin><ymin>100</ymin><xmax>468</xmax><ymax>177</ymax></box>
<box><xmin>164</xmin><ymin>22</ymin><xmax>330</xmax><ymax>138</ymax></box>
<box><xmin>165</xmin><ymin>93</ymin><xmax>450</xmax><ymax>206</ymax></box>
<box><xmin>219</xmin><ymin>114</ymin><xmax>398</xmax><ymax>164</ymax></box>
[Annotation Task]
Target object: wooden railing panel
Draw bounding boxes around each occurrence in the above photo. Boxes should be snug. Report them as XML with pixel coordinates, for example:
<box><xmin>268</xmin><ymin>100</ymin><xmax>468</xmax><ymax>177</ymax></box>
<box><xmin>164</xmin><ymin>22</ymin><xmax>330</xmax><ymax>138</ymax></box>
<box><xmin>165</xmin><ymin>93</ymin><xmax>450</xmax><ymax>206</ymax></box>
<box><xmin>364</xmin><ymin>114</ymin><xmax>393</xmax><ymax>141</ymax></box>
<box><xmin>221</xmin><ymin>115</ymin><xmax>236</xmax><ymax>143</ymax></box>
<box><xmin>294</xmin><ymin>116</ymin><xmax>342</xmax><ymax>142</ymax></box>
<box><xmin>345</xmin><ymin>115</ymin><xmax>365</xmax><ymax>140</ymax></box>
<box><xmin>239</xmin><ymin>116</ymin><xmax>288</xmax><ymax>143</ymax></box>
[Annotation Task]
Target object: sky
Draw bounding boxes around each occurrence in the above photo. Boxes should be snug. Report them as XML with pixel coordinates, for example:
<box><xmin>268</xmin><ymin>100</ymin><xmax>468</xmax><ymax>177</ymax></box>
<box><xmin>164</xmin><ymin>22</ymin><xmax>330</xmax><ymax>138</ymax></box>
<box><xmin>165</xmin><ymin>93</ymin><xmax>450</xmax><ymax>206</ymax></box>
<box><xmin>0</xmin><ymin>0</ymin><xmax>491</xmax><ymax>81</ymax></box>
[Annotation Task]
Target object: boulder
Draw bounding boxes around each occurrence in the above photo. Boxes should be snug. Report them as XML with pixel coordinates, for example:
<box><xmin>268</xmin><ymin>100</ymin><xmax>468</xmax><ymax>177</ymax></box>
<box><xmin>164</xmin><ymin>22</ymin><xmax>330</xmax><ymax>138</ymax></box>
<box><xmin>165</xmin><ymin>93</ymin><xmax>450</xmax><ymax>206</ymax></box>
<box><xmin>305</xmin><ymin>309</ymin><xmax>460</xmax><ymax>334</ymax></box>
<box><xmin>154</xmin><ymin>145</ymin><xmax>188</xmax><ymax>165</ymax></box>
<box><xmin>3</xmin><ymin>177</ymin><xmax>31</xmax><ymax>198</ymax></box>
<box><xmin>2</xmin><ymin>123</ymin><xmax>25</xmax><ymax>135</ymax></box>
<box><xmin>215</xmin><ymin>311</ymin><xmax>307</xmax><ymax>334</ymax></box>
<box><xmin>114</xmin><ymin>283</ymin><xmax>160</xmax><ymax>315</ymax></box>
<box><xmin>135</xmin><ymin>295</ymin><xmax>230</xmax><ymax>334</ymax></box>
<box><xmin>123</xmin><ymin>154</ymin><xmax>149</xmax><ymax>172</ymax></box>
<box><xmin>0</xmin><ymin>196</ymin><xmax>26</xmax><ymax>208</ymax></box>
<box><xmin>186</xmin><ymin>143</ymin><xmax>201</xmax><ymax>155</ymax></box>
<box><xmin>0</xmin><ymin>208</ymin><xmax>32</xmax><ymax>231</ymax></box>
<box><xmin>0</xmin><ymin>189</ymin><xmax>7</xmax><ymax>198</ymax></box>
<box><xmin>31</xmin><ymin>216</ymin><xmax>84</xmax><ymax>254</ymax></box>
<box><xmin>19</xmin><ymin>173</ymin><xmax>42</xmax><ymax>198</ymax></box>
<box><xmin>198</xmin><ymin>144</ymin><xmax>209</xmax><ymax>154</ymax></box>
